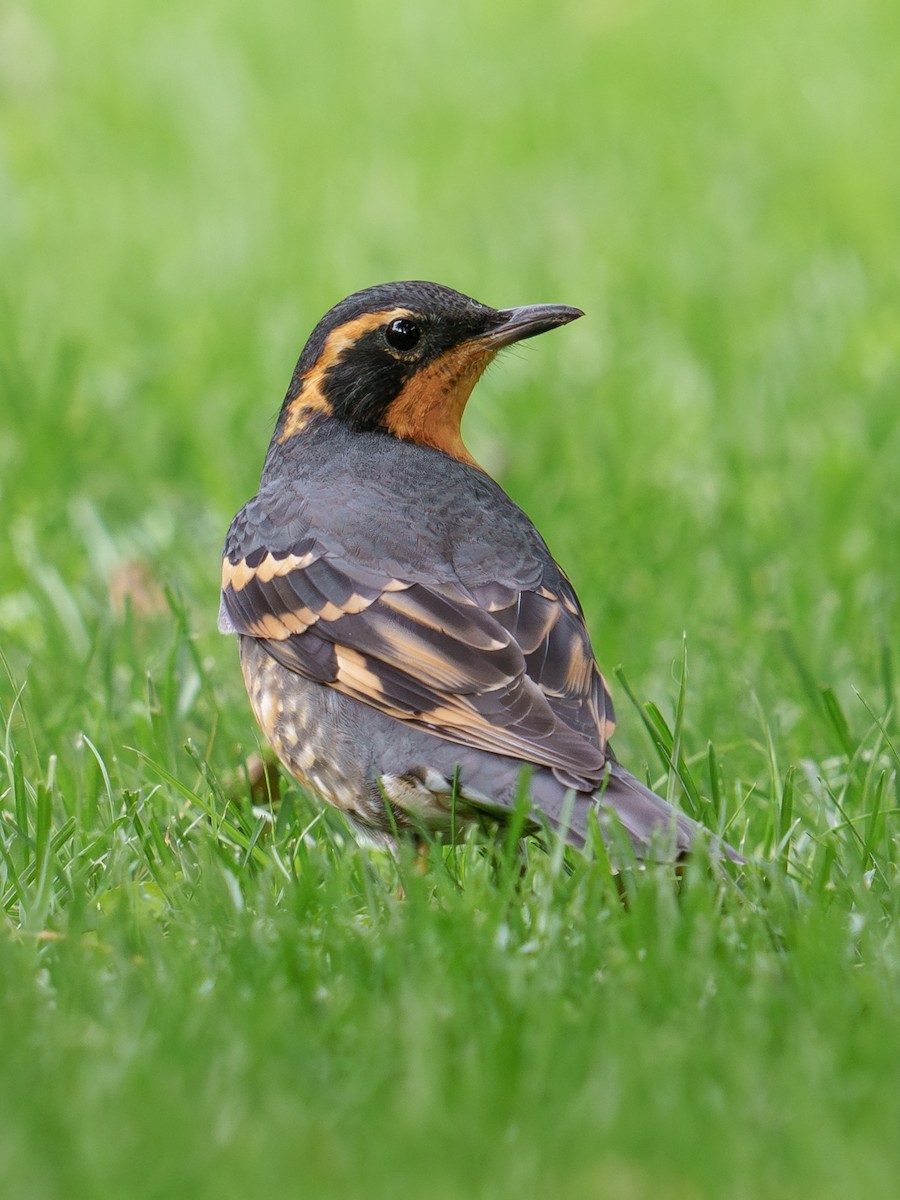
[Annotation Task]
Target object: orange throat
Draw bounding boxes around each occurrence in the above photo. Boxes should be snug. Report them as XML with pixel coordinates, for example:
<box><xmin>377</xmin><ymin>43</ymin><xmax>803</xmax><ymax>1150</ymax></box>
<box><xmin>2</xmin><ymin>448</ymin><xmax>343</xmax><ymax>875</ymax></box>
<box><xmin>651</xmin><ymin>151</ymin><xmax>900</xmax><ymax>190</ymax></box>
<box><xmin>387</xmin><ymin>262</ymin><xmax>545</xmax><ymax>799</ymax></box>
<box><xmin>382</xmin><ymin>344</ymin><xmax>494</xmax><ymax>467</ymax></box>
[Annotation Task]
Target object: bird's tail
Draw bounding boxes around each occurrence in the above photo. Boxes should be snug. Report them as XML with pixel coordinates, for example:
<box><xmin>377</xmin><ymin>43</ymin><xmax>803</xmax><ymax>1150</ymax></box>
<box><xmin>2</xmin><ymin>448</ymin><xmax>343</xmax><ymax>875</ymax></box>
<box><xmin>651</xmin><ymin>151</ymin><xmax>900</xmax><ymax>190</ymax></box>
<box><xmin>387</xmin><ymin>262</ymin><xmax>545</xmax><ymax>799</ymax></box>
<box><xmin>531</xmin><ymin>760</ymin><xmax>743</xmax><ymax>864</ymax></box>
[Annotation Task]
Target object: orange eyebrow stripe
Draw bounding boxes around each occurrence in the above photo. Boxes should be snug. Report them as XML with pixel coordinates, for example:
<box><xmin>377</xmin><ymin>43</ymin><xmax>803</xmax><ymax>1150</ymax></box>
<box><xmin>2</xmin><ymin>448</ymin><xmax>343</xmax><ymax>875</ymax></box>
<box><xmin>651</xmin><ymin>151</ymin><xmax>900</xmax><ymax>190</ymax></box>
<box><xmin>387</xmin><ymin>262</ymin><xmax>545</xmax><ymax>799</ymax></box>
<box><xmin>278</xmin><ymin>308</ymin><xmax>413</xmax><ymax>441</ymax></box>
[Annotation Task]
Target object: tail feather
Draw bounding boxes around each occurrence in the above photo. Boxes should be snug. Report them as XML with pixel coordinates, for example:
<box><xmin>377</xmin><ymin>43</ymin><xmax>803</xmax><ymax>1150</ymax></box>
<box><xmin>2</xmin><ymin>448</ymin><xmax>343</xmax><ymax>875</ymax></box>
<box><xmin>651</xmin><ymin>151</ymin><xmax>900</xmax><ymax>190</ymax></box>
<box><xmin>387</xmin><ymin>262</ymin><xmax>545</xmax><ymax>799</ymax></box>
<box><xmin>530</xmin><ymin>760</ymin><xmax>743</xmax><ymax>864</ymax></box>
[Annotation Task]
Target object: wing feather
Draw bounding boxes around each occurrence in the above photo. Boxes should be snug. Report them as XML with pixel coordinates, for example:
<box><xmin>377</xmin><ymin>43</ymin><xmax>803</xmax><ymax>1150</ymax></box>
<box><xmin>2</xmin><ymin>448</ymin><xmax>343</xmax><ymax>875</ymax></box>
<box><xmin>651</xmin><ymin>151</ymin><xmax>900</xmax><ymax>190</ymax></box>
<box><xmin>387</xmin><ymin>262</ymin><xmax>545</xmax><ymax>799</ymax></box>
<box><xmin>222</xmin><ymin>541</ymin><xmax>614</xmax><ymax>788</ymax></box>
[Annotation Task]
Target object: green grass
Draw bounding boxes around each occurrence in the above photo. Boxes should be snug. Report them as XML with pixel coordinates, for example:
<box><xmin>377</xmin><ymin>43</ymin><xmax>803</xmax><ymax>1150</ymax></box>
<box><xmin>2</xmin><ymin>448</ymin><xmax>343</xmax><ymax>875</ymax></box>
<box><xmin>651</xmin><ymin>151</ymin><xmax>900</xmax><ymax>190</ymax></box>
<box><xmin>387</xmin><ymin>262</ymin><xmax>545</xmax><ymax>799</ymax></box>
<box><xmin>2</xmin><ymin>0</ymin><xmax>900</xmax><ymax>1196</ymax></box>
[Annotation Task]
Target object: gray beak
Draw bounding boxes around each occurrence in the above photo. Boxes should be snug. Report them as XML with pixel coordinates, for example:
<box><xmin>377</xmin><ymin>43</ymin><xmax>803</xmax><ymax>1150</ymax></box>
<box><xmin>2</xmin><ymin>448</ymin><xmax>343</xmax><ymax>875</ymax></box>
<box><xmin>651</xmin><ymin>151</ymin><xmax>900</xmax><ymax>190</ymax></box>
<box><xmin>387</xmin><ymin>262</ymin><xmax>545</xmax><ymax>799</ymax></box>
<box><xmin>477</xmin><ymin>303</ymin><xmax>584</xmax><ymax>348</ymax></box>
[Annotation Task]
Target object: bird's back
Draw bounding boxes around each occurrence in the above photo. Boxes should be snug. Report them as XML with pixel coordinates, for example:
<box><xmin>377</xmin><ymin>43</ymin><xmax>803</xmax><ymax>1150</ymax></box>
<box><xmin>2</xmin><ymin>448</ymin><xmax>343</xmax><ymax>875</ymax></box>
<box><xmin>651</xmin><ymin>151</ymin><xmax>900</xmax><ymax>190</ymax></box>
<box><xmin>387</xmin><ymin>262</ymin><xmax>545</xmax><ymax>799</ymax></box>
<box><xmin>234</xmin><ymin>417</ymin><xmax>557</xmax><ymax>595</ymax></box>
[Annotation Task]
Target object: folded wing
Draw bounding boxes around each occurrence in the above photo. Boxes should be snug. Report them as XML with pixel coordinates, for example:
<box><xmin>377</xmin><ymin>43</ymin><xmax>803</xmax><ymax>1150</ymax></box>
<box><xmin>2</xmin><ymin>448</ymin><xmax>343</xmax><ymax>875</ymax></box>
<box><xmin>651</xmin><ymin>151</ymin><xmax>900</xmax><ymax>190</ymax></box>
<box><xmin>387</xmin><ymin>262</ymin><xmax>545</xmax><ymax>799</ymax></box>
<box><xmin>221</xmin><ymin>539</ymin><xmax>615</xmax><ymax>791</ymax></box>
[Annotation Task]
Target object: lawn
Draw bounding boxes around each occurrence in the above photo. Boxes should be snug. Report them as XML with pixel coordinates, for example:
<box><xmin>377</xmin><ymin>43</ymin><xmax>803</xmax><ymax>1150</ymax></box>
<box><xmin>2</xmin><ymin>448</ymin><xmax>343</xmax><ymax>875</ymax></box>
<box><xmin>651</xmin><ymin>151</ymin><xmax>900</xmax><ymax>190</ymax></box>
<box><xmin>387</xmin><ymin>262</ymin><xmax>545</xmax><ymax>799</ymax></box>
<box><xmin>2</xmin><ymin>1</ymin><xmax>899</xmax><ymax>1196</ymax></box>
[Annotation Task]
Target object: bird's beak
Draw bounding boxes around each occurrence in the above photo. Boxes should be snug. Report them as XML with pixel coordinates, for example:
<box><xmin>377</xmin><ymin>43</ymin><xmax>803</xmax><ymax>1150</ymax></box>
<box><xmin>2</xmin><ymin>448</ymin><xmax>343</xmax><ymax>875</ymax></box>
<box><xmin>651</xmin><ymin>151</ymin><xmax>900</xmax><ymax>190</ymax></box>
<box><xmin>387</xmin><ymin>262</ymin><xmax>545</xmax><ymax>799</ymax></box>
<box><xmin>475</xmin><ymin>303</ymin><xmax>584</xmax><ymax>349</ymax></box>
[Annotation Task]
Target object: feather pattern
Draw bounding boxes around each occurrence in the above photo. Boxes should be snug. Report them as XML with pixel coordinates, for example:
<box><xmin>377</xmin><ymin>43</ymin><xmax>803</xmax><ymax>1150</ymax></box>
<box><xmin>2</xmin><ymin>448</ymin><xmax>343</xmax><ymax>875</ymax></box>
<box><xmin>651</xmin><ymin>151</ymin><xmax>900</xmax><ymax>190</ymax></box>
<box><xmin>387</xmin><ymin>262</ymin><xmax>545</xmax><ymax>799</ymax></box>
<box><xmin>221</xmin><ymin>532</ymin><xmax>615</xmax><ymax>792</ymax></box>
<box><xmin>220</xmin><ymin>284</ymin><xmax>744</xmax><ymax>863</ymax></box>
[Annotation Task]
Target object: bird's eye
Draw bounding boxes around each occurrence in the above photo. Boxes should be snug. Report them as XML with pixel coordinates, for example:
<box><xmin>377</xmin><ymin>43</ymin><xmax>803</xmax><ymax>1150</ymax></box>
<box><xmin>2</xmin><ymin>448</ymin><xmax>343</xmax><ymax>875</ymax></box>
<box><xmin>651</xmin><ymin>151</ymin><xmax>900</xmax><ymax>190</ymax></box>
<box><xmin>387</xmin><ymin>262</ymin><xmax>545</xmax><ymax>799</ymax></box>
<box><xmin>385</xmin><ymin>318</ymin><xmax>422</xmax><ymax>352</ymax></box>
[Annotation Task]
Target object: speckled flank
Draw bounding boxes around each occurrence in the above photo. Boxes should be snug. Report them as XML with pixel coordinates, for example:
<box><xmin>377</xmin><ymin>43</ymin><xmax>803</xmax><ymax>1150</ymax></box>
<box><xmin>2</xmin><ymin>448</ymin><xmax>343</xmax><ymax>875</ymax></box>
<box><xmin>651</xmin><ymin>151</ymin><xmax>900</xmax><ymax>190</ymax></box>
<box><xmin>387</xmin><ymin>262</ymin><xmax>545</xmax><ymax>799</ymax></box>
<box><xmin>239</xmin><ymin>637</ymin><xmax>464</xmax><ymax>834</ymax></box>
<box><xmin>240</xmin><ymin>638</ymin><xmax>362</xmax><ymax>815</ymax></box>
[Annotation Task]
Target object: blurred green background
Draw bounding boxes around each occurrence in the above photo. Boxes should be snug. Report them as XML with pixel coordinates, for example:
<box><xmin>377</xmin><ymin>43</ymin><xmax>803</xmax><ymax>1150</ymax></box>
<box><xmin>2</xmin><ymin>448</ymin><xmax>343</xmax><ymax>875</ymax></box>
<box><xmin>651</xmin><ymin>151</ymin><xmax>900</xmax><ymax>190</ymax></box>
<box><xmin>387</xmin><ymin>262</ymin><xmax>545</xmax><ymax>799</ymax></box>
<box><xmin>2</xmin><ymin>1</ymin><xmax>899</xmax><ymax>1197</ymax></box>
<box><xmin>4</xmin><ymin>0</ymin><xmax>899</xmax><ymax>736</ymax></box>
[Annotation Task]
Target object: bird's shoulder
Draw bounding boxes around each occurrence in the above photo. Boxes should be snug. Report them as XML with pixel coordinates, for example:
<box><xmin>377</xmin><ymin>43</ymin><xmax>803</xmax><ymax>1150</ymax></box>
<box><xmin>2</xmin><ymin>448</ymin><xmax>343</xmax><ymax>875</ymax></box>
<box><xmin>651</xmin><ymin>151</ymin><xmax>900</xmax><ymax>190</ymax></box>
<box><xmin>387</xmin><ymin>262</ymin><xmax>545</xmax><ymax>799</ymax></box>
<box><xmin>225</xmin><ymin>419</ymin><xmax>555</xmax><ymax>592</ymax></box>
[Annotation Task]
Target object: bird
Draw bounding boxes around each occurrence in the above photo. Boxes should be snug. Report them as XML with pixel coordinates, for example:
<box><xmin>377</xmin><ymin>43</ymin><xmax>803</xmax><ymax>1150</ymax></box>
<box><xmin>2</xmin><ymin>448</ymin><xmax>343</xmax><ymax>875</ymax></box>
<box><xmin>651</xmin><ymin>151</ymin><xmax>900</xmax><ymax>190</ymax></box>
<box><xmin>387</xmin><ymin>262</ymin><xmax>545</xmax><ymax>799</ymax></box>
<box><xmin>219</xmin><ymin>280</ymin><xmax>740</xmax><ymax>863</ymax></box>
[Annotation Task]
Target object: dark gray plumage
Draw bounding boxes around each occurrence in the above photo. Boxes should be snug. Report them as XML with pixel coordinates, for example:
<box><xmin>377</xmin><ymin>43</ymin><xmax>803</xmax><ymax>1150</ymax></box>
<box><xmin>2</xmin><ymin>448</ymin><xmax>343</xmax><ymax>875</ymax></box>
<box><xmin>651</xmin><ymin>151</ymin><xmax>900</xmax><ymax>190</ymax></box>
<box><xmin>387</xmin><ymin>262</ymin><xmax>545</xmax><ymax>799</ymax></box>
<box><xmin>220</xmin><ymin>281</ymin><xmax>741</xmax><ymax>863</ymax></box>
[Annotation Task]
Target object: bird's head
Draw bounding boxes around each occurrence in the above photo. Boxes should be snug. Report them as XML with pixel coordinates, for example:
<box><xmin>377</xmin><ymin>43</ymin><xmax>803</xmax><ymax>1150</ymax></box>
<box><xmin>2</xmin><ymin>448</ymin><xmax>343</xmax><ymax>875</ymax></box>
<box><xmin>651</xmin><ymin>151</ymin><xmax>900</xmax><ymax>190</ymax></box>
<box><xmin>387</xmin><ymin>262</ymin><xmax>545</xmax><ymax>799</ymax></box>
<box><xmin>275</xmin><ymin>281</ymin><xmax>583</xmax><ymax>466</ymax></box>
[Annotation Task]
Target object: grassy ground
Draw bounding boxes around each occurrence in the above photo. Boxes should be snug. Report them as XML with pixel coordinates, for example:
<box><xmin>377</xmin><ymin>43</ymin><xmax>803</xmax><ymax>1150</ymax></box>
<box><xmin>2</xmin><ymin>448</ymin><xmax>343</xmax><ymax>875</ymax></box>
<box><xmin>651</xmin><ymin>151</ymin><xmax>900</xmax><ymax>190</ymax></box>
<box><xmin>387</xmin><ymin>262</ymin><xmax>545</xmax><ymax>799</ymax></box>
<box><xmin>2</xmin><ymin>1</ymin><xmax>900</xmax><ymax>1196</ymax></box>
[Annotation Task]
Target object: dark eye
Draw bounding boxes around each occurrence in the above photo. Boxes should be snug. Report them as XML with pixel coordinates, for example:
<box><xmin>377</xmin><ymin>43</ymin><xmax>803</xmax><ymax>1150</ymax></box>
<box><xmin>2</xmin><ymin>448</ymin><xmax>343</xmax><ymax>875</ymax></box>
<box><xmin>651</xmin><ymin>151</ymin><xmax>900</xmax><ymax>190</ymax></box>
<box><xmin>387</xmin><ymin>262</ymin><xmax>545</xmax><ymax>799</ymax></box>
<box><xmin>385</xmin><ymin>318</ymin><xmax>422</xmax><ymax>352</ymax></box>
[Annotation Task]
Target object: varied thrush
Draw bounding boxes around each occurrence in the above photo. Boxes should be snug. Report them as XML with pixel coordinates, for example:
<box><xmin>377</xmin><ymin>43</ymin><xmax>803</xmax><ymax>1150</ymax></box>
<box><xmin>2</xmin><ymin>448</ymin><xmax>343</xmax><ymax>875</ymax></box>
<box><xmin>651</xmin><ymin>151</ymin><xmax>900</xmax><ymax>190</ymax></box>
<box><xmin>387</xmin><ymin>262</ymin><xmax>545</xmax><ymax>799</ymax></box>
<box><xmin>220</xmin><ymin>281</ymin><xmax>738</xmax><ymax>861</ymax></box>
